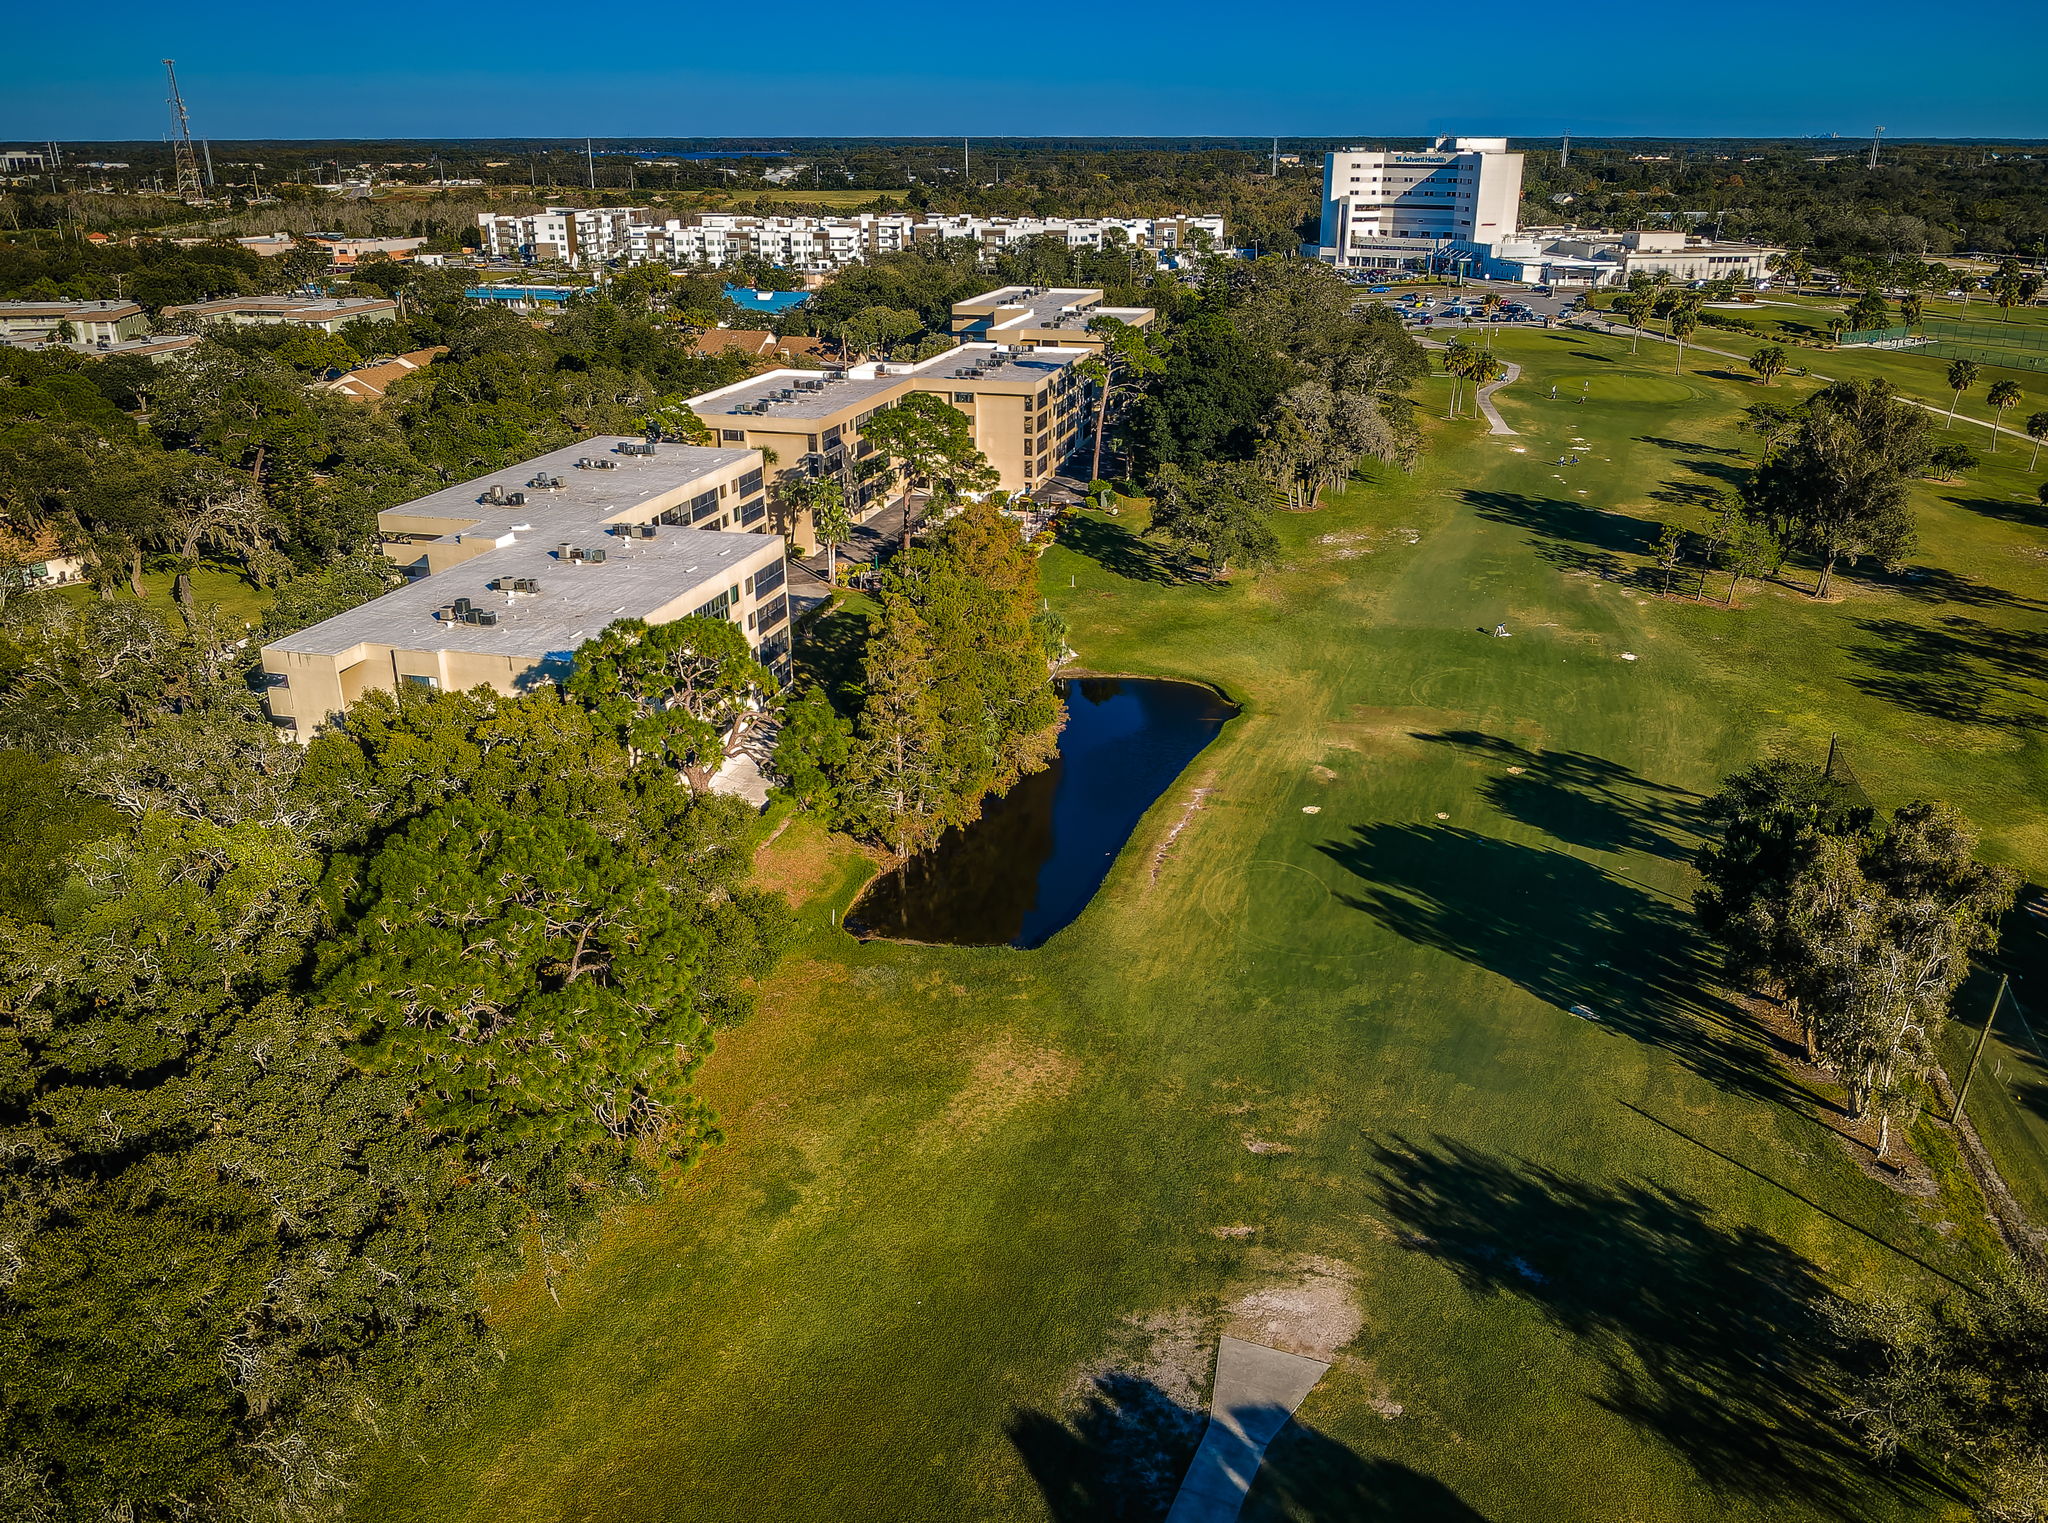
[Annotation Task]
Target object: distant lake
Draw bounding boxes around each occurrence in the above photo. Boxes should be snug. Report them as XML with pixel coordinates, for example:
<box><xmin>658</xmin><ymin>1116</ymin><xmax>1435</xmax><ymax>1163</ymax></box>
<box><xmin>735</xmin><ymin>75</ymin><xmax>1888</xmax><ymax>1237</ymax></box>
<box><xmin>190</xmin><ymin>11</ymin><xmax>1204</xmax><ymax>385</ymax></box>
<box><xmin>851</xmin><ymin>677</ymin><xmax>1235</xmax><ymax>949</ymax></box>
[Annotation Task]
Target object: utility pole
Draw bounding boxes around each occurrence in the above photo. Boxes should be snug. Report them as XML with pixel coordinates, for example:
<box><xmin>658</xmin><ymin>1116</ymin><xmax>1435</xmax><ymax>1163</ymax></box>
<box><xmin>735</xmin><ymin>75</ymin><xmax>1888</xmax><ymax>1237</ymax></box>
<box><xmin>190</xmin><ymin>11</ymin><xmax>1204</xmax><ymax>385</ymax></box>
<box><xmin>1271</xmin><ymin>136</ymin><xmax>1279</xmax><ymax>176</ymax></box>
<box><xmin>1559</xmin><ymin>129</ymin><xmax>1570</xmax><ymax>170</ymax></box>
<box><xmin>1951</xmin><ymin>975</ymin><xmax>2010</xmax><ymax>1124</ymax></box>
<box><xmin>162</xmin><ymin>59</ymin><xmax>204</xmax><ymax>201</ymax></box>
<box><xmin>962</xmin><ymin>137</ymin><xmax>969</xmax><ymax>182</ymax></box>
<box><xmin>202</xmin><ymin>139</ymin><xmax>215</xmax><ymax>190</ymax></box>
<box><xmin>586</xmin><ymin>139</ymin><xmax>596</xmax><ymax>190</ymax></box>
<box><xmin>1868</xmin><ymin>126</ymin><xmax>1885</xmax><ymax>170</ymax></box>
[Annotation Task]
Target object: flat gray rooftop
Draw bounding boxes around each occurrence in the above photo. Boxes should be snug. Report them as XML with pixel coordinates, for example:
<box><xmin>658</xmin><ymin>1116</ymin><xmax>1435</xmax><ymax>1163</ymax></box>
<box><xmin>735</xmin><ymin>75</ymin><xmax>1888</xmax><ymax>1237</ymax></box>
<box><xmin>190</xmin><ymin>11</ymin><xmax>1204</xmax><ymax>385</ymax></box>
<box><xmin>268</xmin><ymin>527</ymin><xmax>773</xmax><ymax>660</ymax></box>
<box><xmin>383</xmin><ymin>436</ymin><xmax>756</xmax><ymax>540</ymax></box>
<box><xmin>920</xmin><ymin>343</ymin><xmax>1086</xmax><ymax>384</ymax></box>
<box><xmin>692</xmin><ymin>368</ymin><xmax>906</xmax><ymax>422</ymax></box>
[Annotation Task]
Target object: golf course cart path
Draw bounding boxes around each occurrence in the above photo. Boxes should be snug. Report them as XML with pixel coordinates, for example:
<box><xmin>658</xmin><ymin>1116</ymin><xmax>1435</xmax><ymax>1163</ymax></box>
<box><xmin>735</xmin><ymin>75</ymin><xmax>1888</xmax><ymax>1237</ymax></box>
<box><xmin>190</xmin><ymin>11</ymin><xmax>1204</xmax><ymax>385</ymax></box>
<box><xmin>1475</xmin><ymin>361</ymin><xmax>1522</xmax><ymax>435</ymax></box>
<box><xmin>1162</xmin><ymin>1337</ymin><xmax>1331</xmax><ymax>1523</ymax></box>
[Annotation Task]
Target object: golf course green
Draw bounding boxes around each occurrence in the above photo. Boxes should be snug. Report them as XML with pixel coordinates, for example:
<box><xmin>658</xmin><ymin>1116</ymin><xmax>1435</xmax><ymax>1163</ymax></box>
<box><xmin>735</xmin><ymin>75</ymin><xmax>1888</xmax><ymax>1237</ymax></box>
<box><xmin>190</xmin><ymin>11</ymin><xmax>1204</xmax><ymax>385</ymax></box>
<box><xmin>349</xmin><ymin>322</ymin><xmax>2048</xmax><ymax>1523</ymax></box>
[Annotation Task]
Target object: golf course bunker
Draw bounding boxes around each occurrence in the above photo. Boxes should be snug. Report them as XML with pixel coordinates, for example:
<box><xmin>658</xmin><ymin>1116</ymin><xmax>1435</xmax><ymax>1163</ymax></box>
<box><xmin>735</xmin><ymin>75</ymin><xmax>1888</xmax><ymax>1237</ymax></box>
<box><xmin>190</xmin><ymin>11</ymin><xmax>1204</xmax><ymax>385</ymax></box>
<box><xmin>851</xmin><ymin>676</ymin><xmax>1236</xmax><ymax>948</ymax></box>
<box><xmin>1548</xmin><ymin>372</ymin><xmax>1697</xmax><ymax>404</ymax></box>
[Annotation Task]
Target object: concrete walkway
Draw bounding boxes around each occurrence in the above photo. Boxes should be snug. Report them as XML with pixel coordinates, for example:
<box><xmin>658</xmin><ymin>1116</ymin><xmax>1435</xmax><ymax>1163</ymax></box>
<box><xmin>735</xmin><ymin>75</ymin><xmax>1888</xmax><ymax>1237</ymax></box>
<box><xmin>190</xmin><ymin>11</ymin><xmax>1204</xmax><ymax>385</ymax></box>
<box><xmin>1418</xmin><ymin>334</ymin><xmax>1520</xmax><ymax>436</ymax></box>
<box><xmin>1162</xmin><ymin>1337</ymin><xmax>1330</xmax><ymax>1523</ymax></box>
<box><xmin>1475</xmin><ymin>361</ymin><xmax>1522</xmax><ymax>436</ymax></box>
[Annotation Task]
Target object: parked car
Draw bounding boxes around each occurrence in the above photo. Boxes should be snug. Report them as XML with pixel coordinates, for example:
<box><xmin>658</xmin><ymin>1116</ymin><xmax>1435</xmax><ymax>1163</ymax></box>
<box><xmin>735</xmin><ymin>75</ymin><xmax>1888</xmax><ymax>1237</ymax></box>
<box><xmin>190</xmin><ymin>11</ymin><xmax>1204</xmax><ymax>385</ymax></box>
<box><xmin>1368</xmin><ymin>285</ymin><xmax>1390</xmax><ymax>293</ymax></box>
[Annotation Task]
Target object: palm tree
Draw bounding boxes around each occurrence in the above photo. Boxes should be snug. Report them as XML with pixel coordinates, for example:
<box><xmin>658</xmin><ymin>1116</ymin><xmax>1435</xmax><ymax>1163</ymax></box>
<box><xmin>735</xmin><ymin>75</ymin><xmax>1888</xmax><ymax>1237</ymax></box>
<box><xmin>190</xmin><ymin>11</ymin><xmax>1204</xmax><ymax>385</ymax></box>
<box><xmin>2027</xmin><ymin>411</ymin><xmax>2048</xmax><ymax>470</ymax></box>
<box><xmin>1986</xmin><ymin>380</ymin><xmax>2023</xmax><ymax>451</ymax></box>
<box><xmin>781</xmin><ymin>473</ymin><xmax>848</xmax><ymax>572</ymax></box>
<box><xmin>1747</xmin><ymin>345</ymin><xmax>1787</xmax><ymax>386</ymax></box>
<box><xmin>1945</xmin><ymin>358</ymin><xmax>1979</xmax><ymax>428</ymax></box>
<box><xmin>1900</xmin><ymin>292</ymin><xmax>1924</xmax><ymax>330</ymax></box>
<box><xmin>1669</xmin><ymin>302</ymin><xmax>1700</xmax><ymax>375</ymax></box>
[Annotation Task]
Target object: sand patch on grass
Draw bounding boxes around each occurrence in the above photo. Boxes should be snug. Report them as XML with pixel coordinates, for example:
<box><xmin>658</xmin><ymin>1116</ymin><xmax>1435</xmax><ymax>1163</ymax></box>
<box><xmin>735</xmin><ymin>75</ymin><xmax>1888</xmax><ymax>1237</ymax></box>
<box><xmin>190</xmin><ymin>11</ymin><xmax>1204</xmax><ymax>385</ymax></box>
<box><xmin>1227</xmin><ymin>1255</ymin><xmax>1363</xmax><ymax>1361</ymax></box>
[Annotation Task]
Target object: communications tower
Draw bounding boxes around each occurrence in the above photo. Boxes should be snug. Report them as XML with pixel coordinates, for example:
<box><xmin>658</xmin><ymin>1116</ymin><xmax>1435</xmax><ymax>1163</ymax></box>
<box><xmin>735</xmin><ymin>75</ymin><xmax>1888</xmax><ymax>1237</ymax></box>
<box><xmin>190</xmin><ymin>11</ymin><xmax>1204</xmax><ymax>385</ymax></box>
<box><xmin>163</xmin><ymin>59</ymin><xmax>205</xmax><ymax>201</ymax></box>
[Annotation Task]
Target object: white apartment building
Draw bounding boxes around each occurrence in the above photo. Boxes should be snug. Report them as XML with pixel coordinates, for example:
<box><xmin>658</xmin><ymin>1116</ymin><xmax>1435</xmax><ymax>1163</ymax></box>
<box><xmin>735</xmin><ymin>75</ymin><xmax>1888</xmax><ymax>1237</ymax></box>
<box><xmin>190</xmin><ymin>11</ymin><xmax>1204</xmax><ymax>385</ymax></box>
<box><xmin>1316</xmin><ymin>137</ymin><xmax>1524</xmax><ymax>270</ymax></box>
<box><xmin>478</xmin><ymin>209</ymin><xmax>1227</xmax><ymax>272</ymax></box>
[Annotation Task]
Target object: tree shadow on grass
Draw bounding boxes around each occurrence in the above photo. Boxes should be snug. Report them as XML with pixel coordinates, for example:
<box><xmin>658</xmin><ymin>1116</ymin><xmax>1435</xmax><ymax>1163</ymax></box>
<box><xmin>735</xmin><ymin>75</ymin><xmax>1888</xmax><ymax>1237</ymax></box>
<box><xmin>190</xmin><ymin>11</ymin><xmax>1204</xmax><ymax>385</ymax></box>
<box><xmin>1848</xmin><ymin>614</ymin><xmax>2048</xmax><ymax>733</ymax></box>
<box><xmin>1056</xmin><ymin>514</ymin><xmax>1194</xmax><ymax>586</ymax></box>
<box><xmin>789</xmin><ymin>601</ymin><xmax>873</xmax><ymax>705</ymax></box>
<box><xmin>1867</xmin><ymin>564</ymin><xmax>2048</xmax><ymax>614</ymax></box>
<box><xmin>1637</xmin><ymin>435</ymin><xmax>1746</xmax><ymax>457</ymax></box>
<box><xmin>1409</xmin><ymin>731</ymin><xmax>1704</xmax><ymax>863</ymax></box>
<box><xmin>1009</xmin><ymin>1373</ymin><xmax>1491</xmax><ymax>1523</ymax></box>
<box><xmin>1316</xmin><ymin>821</ymin><xmax>1805</xmax><ymax>1107</ymax></box>
<box><xmin>1943</xmin><ymin>492</ymin><xmax>2048</xmax><ymax>529</ymax></box>
<box><xmin>1463</xmin><ymin>490</ymin><xmax>1660</xmax><ymax>585</ymax></box>
<box><xmin>1367</xmin><ymin>1136</ymin><xmax>1958</xmax><ymax>1519</ymax></box>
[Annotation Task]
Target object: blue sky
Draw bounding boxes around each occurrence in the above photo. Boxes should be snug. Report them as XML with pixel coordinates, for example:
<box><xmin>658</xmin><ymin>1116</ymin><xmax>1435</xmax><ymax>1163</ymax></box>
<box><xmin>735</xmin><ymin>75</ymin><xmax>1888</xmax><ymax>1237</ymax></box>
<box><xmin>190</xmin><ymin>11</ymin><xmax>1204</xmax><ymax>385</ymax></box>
<box><xmin>6</xmin><ymin>0</ymin><xmax>2045</xmax><ymax>141</ymax></box>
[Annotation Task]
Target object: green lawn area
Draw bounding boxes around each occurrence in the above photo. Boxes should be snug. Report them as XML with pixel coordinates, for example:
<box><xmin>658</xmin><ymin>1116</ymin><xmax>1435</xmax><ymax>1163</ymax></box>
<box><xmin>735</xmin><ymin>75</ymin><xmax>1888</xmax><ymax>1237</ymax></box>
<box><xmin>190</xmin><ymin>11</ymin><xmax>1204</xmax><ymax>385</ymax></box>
<box><xmin>348</xmin><ymin>325</ymin><xmax>2048</xmax><ymax>1522</ymax></box>
<box><xmin>56</xmin><ymin>560</ymin><xmax>271</xmax><ymax>629</ymax></box>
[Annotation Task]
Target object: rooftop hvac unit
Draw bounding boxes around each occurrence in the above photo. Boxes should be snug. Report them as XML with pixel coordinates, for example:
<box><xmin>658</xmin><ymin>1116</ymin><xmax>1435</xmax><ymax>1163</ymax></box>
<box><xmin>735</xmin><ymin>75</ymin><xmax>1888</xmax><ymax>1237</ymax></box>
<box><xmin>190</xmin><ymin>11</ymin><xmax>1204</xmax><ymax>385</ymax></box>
<box><xmin>452</xmin><ymin>596</ymin><xmax>473</xmax><ymax>614</ymax></box>
<box><xmin>515</xmin><ymin>577</ymin><xmax>538</xmax><ymax>593</ymax></box>
<box><xmin>504</xmin><ymin>491</ymin><xmax>525</xmax><ymax>506</ymax></box>
<box><xmin>587</xmin><ymin>547</ymin><xmax>607</xmax><ymax>563</ymax></box>
<box><xmin>527</xmin><ymin>473</ymin><xmax>564</xmax><ymax>490</ymax></box>
<box><xmin>474</xmin><ymin>609</ymin><xmax>498</xmax><ymax>627</ymax></box>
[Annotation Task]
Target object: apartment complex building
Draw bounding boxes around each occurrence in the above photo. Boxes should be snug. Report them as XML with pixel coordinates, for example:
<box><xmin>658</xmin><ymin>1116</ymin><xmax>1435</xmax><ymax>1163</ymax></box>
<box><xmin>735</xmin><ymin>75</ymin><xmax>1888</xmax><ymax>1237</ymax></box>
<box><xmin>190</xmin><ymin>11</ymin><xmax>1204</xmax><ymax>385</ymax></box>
<box><xmin>1316</xmin><ymin>137</ymin><xmax>1525</xmax><ymax>269</ymax></box>
<box><xmin>159</xmin><ymin>294</ymin><xmax>400</xmax><ymax>331</ymax></box>
<box><xmin>687</xmin><ymin>342</ymin><xmax>1089</xmax><ymax>551</ymax></box>
<box><xmin>264</xmin><ymin>437</ymin><xmax>790</xmax><ymax>740</ymax></box>
<box><xmin>949</xmin><ymin>286</ymin><xmax>1154</xmax><ymax>350</ymax></box>
<box><xmin>0</xmin><ymin>299</ymin><xmax>201</xmax><ymax>360</ymax></box>
<box><xmin>477</xmin><ymin>209</ymin><xmax>1226</xmax><ymax>272</ymax></box>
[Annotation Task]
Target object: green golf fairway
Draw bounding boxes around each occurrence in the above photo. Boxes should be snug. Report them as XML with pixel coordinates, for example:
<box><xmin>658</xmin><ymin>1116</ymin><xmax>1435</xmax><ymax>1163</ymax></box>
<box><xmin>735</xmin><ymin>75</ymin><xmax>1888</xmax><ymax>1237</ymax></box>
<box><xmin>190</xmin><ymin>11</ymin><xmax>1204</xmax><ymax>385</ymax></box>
<box><xmin>350</xmin><ymin>323</ymin><xmax>2047</xmax><ymax>1523</ymax></box>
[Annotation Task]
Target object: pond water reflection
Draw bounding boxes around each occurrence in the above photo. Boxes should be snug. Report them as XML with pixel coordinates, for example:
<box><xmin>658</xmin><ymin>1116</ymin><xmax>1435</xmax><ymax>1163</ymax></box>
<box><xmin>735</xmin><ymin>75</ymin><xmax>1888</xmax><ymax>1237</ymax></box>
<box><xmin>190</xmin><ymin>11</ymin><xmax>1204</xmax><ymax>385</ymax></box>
<box><xmin>850</xmin><ymin>676</ymin><xmax>1236</xmax><ymax>948</ymax></box>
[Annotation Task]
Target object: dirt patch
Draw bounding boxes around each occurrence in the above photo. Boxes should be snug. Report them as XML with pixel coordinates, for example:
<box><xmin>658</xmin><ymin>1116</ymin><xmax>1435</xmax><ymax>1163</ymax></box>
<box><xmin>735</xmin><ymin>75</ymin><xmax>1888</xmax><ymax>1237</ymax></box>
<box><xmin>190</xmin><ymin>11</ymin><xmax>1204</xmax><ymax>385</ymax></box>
<box><xmin>1309</xmin><ymin>765</ymin><xmax>1338</xmax><ymax>783</ymax></box>
<box><xmin>1242</xmin><ymin>1135</ymin><xmax>1296</xmax><ymax>1155</ymax></box>
<box><xmin>1226</xmin><ymin>1256</ymin><xmax>1362</xmax><ymax>1361</ymax></box>
<box><xmin>930</xmin><ymin>1039</ymin><xmax>1079</xmax><ymax>1143</ymax></box>
<box><xmin>1211</xmin><ymin>1224</ymin><xmax>1261</xmax><ymax>1238</ymax></box>
<box><xmin>1152</xmin><ymin>784</ymin><xmax>1214</xmax><ymax>882</ymax></box>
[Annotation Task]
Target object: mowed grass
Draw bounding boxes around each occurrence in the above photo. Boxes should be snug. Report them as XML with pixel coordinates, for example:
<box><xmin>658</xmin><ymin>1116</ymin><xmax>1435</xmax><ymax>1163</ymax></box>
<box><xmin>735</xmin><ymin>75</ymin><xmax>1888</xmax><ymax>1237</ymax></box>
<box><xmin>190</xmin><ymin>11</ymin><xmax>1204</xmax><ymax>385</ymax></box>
<box><xmin>348</xmin><ymin>326</ymin><xmax>2048</xmax><ymax>1523</ymax></box>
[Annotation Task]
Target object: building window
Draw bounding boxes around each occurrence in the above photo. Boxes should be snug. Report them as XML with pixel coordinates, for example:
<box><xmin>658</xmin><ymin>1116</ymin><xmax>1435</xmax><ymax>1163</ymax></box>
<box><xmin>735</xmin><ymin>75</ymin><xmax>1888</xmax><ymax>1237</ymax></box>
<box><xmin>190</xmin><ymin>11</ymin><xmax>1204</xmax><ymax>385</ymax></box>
<box><xmin>738</xmin><ymin>467</ymin><xmax>764</xmax><ymax>495</ymax></box>
<box><xmin>403</xmin><ymin>674</ymin><xmax>438</xmax><ymax>690</ymax></box>
<box><xmin>722</xmin><ymin>429</ymin><xmax>747</xmax><ymax>443</ymax></box>
<box><xmin>953</xmin><ymin>391</ymin><xmax>974</xmax><ymax>403</ymax></box>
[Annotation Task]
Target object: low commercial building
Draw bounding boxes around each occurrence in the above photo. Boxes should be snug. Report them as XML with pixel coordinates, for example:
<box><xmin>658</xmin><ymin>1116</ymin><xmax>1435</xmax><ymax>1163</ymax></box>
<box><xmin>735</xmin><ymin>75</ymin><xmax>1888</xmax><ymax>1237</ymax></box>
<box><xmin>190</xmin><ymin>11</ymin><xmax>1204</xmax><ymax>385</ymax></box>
<box><xmin>949</xmin><ymin>286</ymin><xmax>1154</xmax><ymax>350</ymax></box>
<box><xmin>1463</xmin><ymin>228</ymin><xmax>1784</xmax><ymax>287</ymax></box>
<box><xmin>308</xmin><ymin>235</ymin><xmax>428</xmax><ymax>266</ymax></box>
<box><xmin>264</xmin><ymin>437</ymin><xmax>790</xmax><ymax>740</ymax></box>
<box><xmin>159</xmin><ymin>295</ymin><xmax>400</xmax><ymax>331</ymax></box>
<box><xmin>686</xmin><ymin>342</ymin><xmax>1089</xmax><ymax>550</ymax></box>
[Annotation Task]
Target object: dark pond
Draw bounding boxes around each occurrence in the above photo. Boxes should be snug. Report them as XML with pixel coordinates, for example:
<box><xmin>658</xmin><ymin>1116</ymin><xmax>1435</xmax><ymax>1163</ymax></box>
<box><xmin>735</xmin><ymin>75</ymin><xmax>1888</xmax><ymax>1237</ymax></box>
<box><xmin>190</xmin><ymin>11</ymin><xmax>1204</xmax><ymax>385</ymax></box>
<box><xmin>851</xmin><ymin>676</ymin><xmax>1236</xmax><ymax>949</ymax></box>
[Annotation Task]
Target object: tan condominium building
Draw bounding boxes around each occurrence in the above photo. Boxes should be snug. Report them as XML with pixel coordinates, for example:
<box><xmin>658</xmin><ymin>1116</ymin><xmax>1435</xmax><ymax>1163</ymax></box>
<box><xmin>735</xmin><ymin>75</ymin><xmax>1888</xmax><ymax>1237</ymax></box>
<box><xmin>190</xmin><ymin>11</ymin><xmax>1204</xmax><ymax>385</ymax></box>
<box><xmin>686</xmin><ymin>343</ymin><xmax>1090</xmax><ymax>552</ymax></box>
<box><xmin>949</xmin><ymin>286</ymin><xmax>1154</xmax><ymax>350</ymax></box>
<box><xmin>262</xmin><ymin>437</ymin><xmax>789</xmax><ymax>741</ymax></box>
<box><xmin>159</xmin><ymin>294</ymin><xmax>399</xmax><ymax>331</ymax></box>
